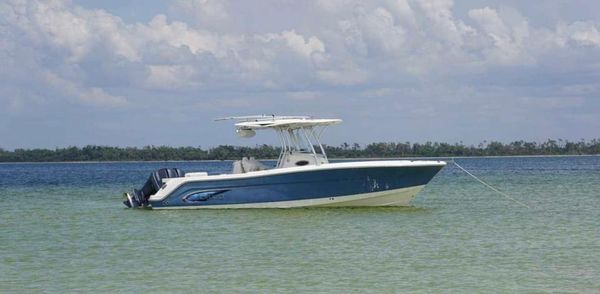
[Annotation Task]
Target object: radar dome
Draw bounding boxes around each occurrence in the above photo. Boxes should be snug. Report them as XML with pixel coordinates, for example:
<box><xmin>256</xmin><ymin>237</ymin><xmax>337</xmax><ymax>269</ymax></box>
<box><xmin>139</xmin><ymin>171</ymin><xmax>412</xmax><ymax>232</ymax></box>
<box><xmin>236</xmin><ymin>128</ymin><xmax>256</xmax><ymax>138</ymax></box>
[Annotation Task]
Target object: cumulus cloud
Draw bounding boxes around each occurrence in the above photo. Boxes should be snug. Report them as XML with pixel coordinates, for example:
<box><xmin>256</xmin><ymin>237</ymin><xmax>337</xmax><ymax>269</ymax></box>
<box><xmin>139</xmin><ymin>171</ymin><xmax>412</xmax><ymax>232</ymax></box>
<box><xmin>1</xmin><ymin>0</ymin><xmax>599</xmax><ymax>148</ymax></box>
<box><xmin>1</xmin><ymin>0</ymin><xmax>328</xmax><ymax>101</ymax></box>
<box><xmin>4</xmin><ymin>0</ymin><xmax>600</xmax><ymax>92</ymax></box>
<box><xmin>258</xmin><ymin>30</ymin><xmax>325</xmax><ymax>59</ymax></box>
<box><xmin>44</xmin><ymin>71</ymin><xmax>128</xmax><ymax>106</ymax></box>
<box><xmin>563</xmin><ymin>21</ymin><xmax>600</xmax><ymax>46</ymax></box>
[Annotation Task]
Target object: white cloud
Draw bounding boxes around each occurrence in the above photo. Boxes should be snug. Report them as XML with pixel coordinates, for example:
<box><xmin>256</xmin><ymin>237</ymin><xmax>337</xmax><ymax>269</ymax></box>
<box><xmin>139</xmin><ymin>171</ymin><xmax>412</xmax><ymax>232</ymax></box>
<box><xmin>415</xmin><ymin>0</ymin><xmax>468</xmax><ymax>46</ymax></box>
<box><xmin>1</xmin><ymin>0</ymin><xmax>600</xmax><ymax>147</ymax></box>
<box><xmin>6</xmin><ymin>0</ymin><xmax>139</xmax><ymax>62</ymax></box>
<box><xmin>258</xmin><ymin>30</ymin><xmax>325</xmax><ymax>59</ymax></box>
<box><xmin>138</xmin><ymin>14</ymin><xmax>223</xmax><ymax>56</ymax></box>
<box><xmin>563</xmin><ymin>21</ymin><xmax>600</xmax><ymax>46</ymax></box>
<box><xmin>255</xmin><ymin>30</ymin><xmax>325</xmax><ymax>58</ymax></box>
<box><xmin>145</xmin><ymin>65</ymin><xmax>198</xmax><ymax>90</ymax></box>
<box><xmin>361</xmin><ymin>7</ymin><xmax>406</xmax><ymax>54</ymax></box>
<box><xmin>5</xmin><ymin>0</ymin><xmax>599</xmax><ymax>95</ymax></box>
<box><xmin>468</xmin><ymin>7</ymin><xmax>532</xmax><ymax>65</ymax></box>
<box><xmin>44</xmin><ymin>72</ymin><xmax>128</xmax><ymax>107</ymax></box>
<box><xmin>1</xmin><ymin>0</ymin><xmax>330</xmax><ymax>105</ymax></box>
<box><xmin>171</xmin><ymin>0</ymin><xmax>229</xmax><ymax>30</ymax></box>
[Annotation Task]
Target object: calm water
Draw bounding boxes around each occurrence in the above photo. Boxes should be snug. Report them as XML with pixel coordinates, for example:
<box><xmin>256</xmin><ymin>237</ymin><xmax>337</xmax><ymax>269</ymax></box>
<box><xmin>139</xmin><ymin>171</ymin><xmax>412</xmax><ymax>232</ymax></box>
<box><xmin>1</xmin><ymin>156</ymin><xmax>599</xmax><ymax>293</ymax></box>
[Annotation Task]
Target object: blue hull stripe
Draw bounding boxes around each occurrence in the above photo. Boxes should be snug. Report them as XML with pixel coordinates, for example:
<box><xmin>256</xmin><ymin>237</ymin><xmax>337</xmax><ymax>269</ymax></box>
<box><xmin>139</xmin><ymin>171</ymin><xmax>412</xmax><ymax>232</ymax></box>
<box><xmin>150</xmin><ymin>165</ymin><xmax>443</xmax><ymax>208</ymax></box>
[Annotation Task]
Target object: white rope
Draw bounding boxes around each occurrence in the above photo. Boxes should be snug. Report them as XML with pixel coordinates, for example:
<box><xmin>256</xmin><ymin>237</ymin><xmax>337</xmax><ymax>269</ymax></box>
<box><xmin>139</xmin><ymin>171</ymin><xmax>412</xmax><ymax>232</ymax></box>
<box><xmin>452</xmin><ymin>160</ymin><xmax>531</xmax><ymax>209</ymax></box>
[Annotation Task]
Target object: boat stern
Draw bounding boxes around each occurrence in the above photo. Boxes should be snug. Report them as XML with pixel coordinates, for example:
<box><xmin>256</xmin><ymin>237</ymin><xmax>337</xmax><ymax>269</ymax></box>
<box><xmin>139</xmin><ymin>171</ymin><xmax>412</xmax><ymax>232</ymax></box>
<box><xmin>123</xmin><ymin>168</ymin><xmax>185</xmax><ymax>208</ymax></box>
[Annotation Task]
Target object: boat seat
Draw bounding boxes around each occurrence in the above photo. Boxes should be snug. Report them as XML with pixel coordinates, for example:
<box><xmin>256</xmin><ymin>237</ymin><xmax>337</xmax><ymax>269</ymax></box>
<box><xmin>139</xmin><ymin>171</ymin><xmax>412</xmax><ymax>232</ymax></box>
<box><xmin>232</xmin><ymin>157</ymin><xmax>267</xmax><ymax>174</ymax></box>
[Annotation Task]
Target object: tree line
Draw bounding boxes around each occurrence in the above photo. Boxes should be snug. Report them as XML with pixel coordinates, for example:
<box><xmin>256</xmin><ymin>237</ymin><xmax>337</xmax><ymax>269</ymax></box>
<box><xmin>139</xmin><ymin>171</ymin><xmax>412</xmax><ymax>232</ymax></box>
<box><xmin>0</xmin><ymin>139</ymin><xmax>599</xmax><ymax>162</ymax></box>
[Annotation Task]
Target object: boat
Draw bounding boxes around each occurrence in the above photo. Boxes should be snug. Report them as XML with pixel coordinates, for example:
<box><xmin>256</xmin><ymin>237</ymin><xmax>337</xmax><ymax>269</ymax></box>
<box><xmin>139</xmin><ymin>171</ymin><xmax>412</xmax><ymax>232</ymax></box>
<box><xmin>123</xmin><ymin>115</ymin><xmax>446</xmax><ymax>209</ymax></box>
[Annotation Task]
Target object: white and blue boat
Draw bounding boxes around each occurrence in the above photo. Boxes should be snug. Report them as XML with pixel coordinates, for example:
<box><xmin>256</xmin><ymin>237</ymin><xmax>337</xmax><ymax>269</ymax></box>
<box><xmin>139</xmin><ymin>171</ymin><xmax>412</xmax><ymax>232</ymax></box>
<box><xmin>124</xmin><ymin>115</ymin><xmax>446</xmax><ymax>209</ymax></box>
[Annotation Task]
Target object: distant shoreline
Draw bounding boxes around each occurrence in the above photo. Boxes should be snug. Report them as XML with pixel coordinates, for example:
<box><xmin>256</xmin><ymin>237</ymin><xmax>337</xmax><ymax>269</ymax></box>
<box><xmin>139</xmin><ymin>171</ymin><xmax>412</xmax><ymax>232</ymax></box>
<box><xmin>0</xmin><ymin>154</ymin><xmax>598</xmax><ymax>164</ymax></box>
<box><xmin>2</xmin><ymin>140</ymin><xmax>599</xmax><ymax>163</ymax></box>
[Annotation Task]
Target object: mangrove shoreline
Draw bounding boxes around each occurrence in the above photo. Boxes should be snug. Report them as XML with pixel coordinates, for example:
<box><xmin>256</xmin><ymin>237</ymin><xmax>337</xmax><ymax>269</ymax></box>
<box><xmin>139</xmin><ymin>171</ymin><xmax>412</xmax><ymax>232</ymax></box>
<box><xmin>1</xmin><ymin>139</ymin><xmax>599</xmax><ymax>162</ymax></box>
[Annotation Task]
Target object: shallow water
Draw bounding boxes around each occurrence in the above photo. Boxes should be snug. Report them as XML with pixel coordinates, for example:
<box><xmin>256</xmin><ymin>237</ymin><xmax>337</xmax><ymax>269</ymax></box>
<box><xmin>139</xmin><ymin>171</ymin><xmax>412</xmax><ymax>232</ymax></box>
<box><xmin>1</xmin><ymin>156</ymin><xmax>599</xmax><ymax>292</ymax></box>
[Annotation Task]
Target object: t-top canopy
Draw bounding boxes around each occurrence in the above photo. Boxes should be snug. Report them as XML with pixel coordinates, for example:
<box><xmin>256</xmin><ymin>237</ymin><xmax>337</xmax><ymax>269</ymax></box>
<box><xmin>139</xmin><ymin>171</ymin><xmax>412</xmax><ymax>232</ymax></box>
<box><xmin>217</xmin><ymin>115</ymin><xmax>338</xmax><ymax>166</ymax></box>
<box><xmin>216</xmin><ymin>115</ymin><xmax>342</xmax><ymax>130</ymax></box>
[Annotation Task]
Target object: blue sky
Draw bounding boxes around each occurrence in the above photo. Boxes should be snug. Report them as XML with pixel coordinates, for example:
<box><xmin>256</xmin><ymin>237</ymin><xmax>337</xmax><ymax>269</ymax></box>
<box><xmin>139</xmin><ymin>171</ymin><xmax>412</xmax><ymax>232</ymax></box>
<box><xmin>1</xmin><ymin>0</ymin><xmax>599</xmax><ymax>149</ymax></box>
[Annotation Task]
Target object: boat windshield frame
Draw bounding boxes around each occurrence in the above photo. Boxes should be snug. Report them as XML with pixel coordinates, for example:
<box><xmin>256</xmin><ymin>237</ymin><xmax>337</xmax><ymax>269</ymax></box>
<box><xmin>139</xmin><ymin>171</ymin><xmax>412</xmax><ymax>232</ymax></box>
<box><xmin>274</xmin><ymin>126</ymin><xmax>329</xmax><ymax>167</ymax></box>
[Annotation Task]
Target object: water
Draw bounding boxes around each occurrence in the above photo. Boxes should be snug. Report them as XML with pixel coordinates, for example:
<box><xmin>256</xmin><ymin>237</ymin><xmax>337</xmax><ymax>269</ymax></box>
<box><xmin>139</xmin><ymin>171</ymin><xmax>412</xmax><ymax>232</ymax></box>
<box><xmin>1</xmin><ymin>156</ymin><xmax>599</xmax><ymax>292</ymax></box>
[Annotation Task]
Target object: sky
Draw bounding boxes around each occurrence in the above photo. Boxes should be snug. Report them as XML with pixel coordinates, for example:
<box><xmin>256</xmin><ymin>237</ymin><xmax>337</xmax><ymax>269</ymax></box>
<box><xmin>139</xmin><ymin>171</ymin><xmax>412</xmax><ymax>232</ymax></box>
<box><xmin>1</xmin><ymin>0</ymin><xmax>599</xmax><ymax>149</ymax></box>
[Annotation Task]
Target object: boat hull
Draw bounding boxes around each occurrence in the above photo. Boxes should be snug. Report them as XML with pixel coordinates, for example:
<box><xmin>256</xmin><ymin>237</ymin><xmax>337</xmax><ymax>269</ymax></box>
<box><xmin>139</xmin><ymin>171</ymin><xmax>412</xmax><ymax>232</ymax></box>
<box><xmin>148</xmin><ymin>162</ymin><xmax>445</xmax><ymax>209</ymax></box>
<box><xmin>152</xmin><ymin>185</ymin><xmax>425</xmax><ymax>209</ymax></box>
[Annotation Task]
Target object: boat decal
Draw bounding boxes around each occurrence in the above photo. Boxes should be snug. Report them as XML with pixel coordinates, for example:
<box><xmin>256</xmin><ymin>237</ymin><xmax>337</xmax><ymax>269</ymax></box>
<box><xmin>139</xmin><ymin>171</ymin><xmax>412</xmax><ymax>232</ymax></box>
<box><xmin>182</xmin><ymin>189</ymin><xmax>229</xmax><ymax>203</ymax></box>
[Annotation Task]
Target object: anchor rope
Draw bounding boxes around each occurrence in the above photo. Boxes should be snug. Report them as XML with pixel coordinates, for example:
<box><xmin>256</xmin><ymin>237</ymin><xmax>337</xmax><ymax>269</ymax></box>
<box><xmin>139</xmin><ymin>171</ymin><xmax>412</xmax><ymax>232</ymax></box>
<box><xmin>451</xmin><ymin>159</ymin><xmax>531</xmax><ymax>209</ymax></box>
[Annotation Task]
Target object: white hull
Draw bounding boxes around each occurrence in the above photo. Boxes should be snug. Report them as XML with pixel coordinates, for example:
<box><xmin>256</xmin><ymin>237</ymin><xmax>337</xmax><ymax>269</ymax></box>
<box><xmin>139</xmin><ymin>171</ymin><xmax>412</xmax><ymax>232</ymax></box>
<box><xmin>152</xmin><ymin>185</ymin><xmax>425</xmax><ymax>209</ymax></box>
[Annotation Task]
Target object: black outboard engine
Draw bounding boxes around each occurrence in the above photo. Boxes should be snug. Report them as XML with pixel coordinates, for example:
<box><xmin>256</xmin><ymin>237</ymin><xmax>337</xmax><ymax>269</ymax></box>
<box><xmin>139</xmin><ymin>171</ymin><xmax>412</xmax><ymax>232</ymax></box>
<box><xmin>123</xmin><ymin>168</ymin><xmax>185</xmax><ymax>208</ymax></box>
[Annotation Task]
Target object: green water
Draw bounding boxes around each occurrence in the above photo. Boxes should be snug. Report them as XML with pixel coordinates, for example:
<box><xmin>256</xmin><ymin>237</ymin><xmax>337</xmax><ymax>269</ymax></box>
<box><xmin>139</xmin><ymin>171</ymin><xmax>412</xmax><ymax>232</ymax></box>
<box><xmin>1</xmin><ymin>157</ymin><xmax>599</xmax><ymax>292</ymax></box>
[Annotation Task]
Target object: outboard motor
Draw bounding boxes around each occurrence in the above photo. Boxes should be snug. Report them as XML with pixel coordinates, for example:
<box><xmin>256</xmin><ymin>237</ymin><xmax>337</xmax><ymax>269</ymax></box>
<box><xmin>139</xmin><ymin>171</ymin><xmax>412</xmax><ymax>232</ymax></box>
<box><xmin>123</xmin><ymin>168</ymin><xmax>185</xmax><ymax>208</ymax></box>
